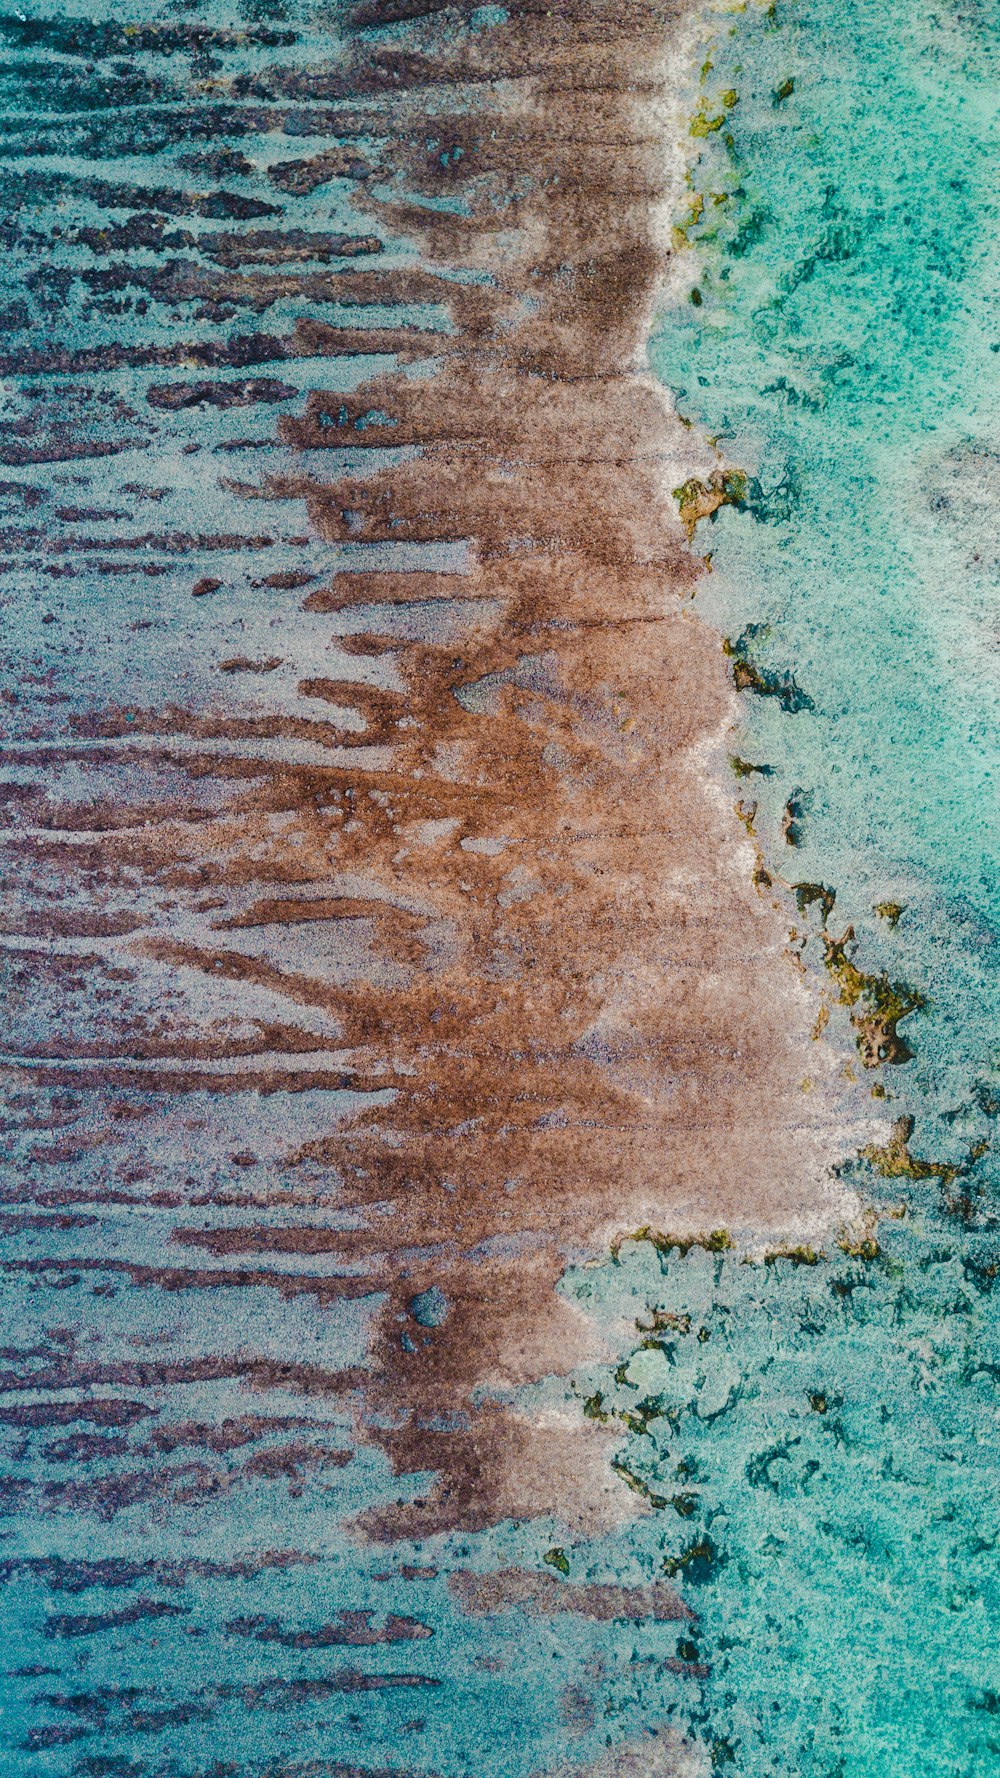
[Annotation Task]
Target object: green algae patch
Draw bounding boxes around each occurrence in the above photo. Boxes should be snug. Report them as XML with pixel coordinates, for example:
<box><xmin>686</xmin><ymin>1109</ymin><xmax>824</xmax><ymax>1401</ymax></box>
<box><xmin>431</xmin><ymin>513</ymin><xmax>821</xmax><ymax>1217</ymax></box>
<box><xmin>761</xmin><ymin>1243</ymin><xmax>824</xmax><ymax>1267</ymax></box>
<box><xmin>674</xmin><ymin>191</ymin><xmax>706</xmax><ymax>247</ymax></box>
<box><xmin>673</xmin><ymin>469</ymin><xmax>749</xmax><ymax>540</ymax></box>
<box><xmin>723</xmin><ymin>627</ymin><xmax>814</xmax><ymax>713</ymax></box>
<box><xmin>782</xmin><ymin>790</ymin><xmax>807</xmax><ymax>846</ymax></box>
<box><xmin>729</xmin><ymin>754</ymin><xmax>772</xmax><ymax>778</ymax></box>
<box><xmin>611</xmin><ymin>1226</ymin><xmax>733</xmax><ymax>1263</ymax></box>
<box><xmin>621</xmin><ymin>1396</ymin><xmax>670</xmax><ymax>1438</ymax></box>
<box><xmin>793</xmin><ymin>881</ymin><xmax>836</xmax><ymax>924</ymax></box>
<box><xmin>862</xmin><ymin>1115</ymin><xmax>959</xmax><ymax>1187</ymax></box>
<box><xmin>837</xmin><ymin>1231</ymin><xmax>881</xmax><ymax>1260</ymax></box>
<box><xmin>822</xmin><ymin>926</ymin><xmax>925</xmax><ymax>1066</ymax></box>
<box><xmin>582</xmin><ymin>1390</ymin><xmax>611</xmax><ymax>1423</ymax></box>
<box><xmin>691</xmin><ymin>101</ymin><xmax>728</xmax><ymax>138</ymax></box>
<box><xmin>638</xmin><ymin>1308</ymin><xmax>692</xmax><ymax>1334</ymax></box>
<box><xmin>611</xmin><ymin>1458</ymin><xmax>670</xmax><ymax>1509</ymax></box>
<box><xmin>836</xmin><ymin>1205</ymin><xmax>884</xmax><ymax>1261</ymax></box>
<box><xmin>543</xmin><ymin>1546</ymin><xmax>570</xmax><ymax>1576</ymax></box>
<box><xmin>662</xmin><ymin>1534</ymin><xmax>725</xmax><ymax>1584</ymax></box>
<box><xmin>772</xmin><ymin>76</ymin><xmax>795</xmax><ymax>105</ymax></box>
<box><xmin>671</xmin><ymin>1492</ymin><xmax>700</xmax><ymax>1519</ymax></box>
<box><xmin>874</xmin><ymin>900</ymin><xmax>906</xmax><ymax>928</ymax></box>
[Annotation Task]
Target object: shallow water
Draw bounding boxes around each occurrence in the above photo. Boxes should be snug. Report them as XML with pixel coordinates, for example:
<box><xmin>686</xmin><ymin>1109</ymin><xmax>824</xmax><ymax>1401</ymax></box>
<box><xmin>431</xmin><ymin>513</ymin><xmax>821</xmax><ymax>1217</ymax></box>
<box><xmin>614</xmin><ymin>0</ymin><xmax>1000</xmax><ymax>1768</ymax></box>
<box><xmin>651</xmin><ymin>0</ymin><xmax>1000</xmax><ymax>1138</ymax></box>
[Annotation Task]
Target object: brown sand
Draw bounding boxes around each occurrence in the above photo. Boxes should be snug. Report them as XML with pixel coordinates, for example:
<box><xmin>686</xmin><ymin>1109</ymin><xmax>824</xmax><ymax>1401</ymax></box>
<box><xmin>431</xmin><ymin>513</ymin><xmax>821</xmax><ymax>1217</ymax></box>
<box><xmin>3</xmin><ymin>0</ymin><xmax>860</xmax><ymax>1541</ymax></box>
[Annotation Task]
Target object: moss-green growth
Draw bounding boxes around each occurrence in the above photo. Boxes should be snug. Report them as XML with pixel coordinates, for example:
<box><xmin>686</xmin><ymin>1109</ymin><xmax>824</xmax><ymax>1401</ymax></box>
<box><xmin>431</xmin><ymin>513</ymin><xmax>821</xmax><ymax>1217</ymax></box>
<box><xmin>543</xmin><ymin>1546</ymin><xmax>570</xmax><ymax>1576</ymax></box>
<box><xmin>874</xmin><ymin>900</ymin><xmax>905</xmax><ymax>928</ymax></box>
<box><xmin>782</xmin><ymin>791</ymin><xmax>807</xmax><ymax>846</ymax></box>
<box><xmin>612</xmin><ymin>1226</ymin><xmax>732</xmax><ymax>1262</ymax></box>
<box><xmin>670</xmin><ymin>1492</ymin><xmax>700</xmax><ymax>1518</ymax></box>
<box><xmin>662</xmin><ymin>1534</ymin><xmax>724</xmax><ymax>1584</ymax></box>
<box><xmin>793</xmin><ymin>881</ymin><xmax>836</xmax><ymax>924</ymax></box>
<box><xmin>723</xmin><ymin>628</ymin><xmax>814</xmax><ymax>713</ymax></box>
<box><xmin>762</xmin><ymin>1243</ymin><xmax>823</xmax><ymax>1267</ymax></box>
<box><xmin>582</xmin><ymin>1390</ymin><xmax>611</xmax><ymax>1423</ymax></box>
<box><xmin>691</xmin><ymin>103</ymin><xmax>727</xmax><ymax>138</ymax></box>
<box><xmin>823</xmin><ymin>926</ymin><xmax>925</xmax><ymax>1066</ymax></box>
<box><xmin>772</xmin><ymin>76</ymin><xmax>795</xmax><ymax>104</ymax></box>
<box><xmin>861</xmin><ymin>1116</ymin><xmax>958</xmax><ymax>1186</ymax></box>
<box><xmin>836</xmin><ymin>1206</ymin><xmax>882</xmax><ymax>1259</ymax></box>
<box><xmin>637</xmin><ymin>1307</ymin><xmax>692</xmax><ymax>1334</ymax></box>
<box><xmin>621</xmin><ymin>1396</ymin><xmax>669</xmax><ymax>1437</ymax></box>
<box><xmin>729</xmin><ymin>754</ymin><xmax>773</xmax><ymax>778</ymax></box>
<box><xmin>611</xmin><ymin>1458</ymin><xmax>670</xmax><ymax>1509</ymax></box>
<box><xmin>838</xmin><ymin>1232</ymin><xmax>881</xmax><ymax>1260</ymax></box>
<box><xmin>673</xmin><ymin>469</ymin><xmax>750</xmax><ymax>541</ymax></box>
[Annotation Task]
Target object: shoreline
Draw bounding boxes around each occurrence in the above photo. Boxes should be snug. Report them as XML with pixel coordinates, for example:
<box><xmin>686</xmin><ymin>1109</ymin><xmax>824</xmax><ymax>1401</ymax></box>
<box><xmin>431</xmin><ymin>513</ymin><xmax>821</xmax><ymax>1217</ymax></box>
<box><xmin>0</xmin><ymin>0</ymin><xmax>873</xmax><ymax>1548</ymax></box>
<box><xmin>310</xmin><ymin>0</ymin><xmax>868</xmax><ymax>1534</ymax></box>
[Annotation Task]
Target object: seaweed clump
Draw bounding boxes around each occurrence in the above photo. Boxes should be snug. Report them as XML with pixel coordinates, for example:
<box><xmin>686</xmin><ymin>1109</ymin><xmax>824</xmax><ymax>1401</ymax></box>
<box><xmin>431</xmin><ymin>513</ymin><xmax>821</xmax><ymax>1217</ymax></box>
<box><xmin>662</xmin><ymin>1534</ymin><xmax>725</xmax><ymax>1584</ymax></box>
<box><xmin>728</xmin><ymin>754</ymin><xmax>772</xmax><ymax>779</ymax></box>
<box><xmin>673</xmin><ymin>469</ymin><xmax>750</xmax><ymax>540</ymax></box>
<box><xmin>611</xmin><ymin>1227</ymin><xmax>733</xmax><ymax>1263</ymax></box>
<box><xmin>722</xmin><ymin>625</ymin><xmax>814</xmax><ymax>713</ymax></box>
<box><xmin>874</xmin><ymin>900</ymin><xmax>905</xmax><ymax>928</ymax></box>
<box><xmin>861</xmin><ymin>1120</ymin><xmax>994</xmax><ymax>1224</ymax></box>
<box><xmin>822</xmin><ymin>927</ymin><xmax>925</xmax><ymax>1065</ymax></box>
<box><xmin>793</xmin><ymin>881</ymin><xmax>836</xmax><ymax>924</ymax></box>
<box><xmin>861</xmin><ymin>1115</ymin><xmax>964</xmax><ymax>1188</ymax></box>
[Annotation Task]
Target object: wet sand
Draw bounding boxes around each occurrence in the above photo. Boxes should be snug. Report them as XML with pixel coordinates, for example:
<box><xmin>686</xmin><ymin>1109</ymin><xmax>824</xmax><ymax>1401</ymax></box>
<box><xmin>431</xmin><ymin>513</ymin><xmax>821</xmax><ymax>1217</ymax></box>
<box><xmin>0</xmin><ymin>0</ymin><xmax>853</xmax><ymax>1559</ymax></box>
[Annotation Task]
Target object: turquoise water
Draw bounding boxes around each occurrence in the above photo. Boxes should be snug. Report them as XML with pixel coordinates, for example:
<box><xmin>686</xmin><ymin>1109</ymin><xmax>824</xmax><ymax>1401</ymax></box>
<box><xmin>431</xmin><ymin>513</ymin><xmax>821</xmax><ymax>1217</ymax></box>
<box><xmin>603</xmin><ymin>0</ymin><xmax>1000</xmax><ymax>1769</ymax></box>
<box><xmin>652</xmin><ymin>0</ymin><xmax>1000</xmax><ymax>1133</ymax></box>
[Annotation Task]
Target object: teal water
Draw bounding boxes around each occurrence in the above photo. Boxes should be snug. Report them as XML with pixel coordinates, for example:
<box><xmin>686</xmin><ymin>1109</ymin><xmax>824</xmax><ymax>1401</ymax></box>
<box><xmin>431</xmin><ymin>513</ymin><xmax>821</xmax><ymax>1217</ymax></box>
<box><xmin>652</xmin><ymin>0</ymin><xmax>1000</xmax><ymax>1130</ymax></box>
<box><xmin>596</xmin><ymin>0</ymin><xmax>1000</xmax><ymax>1770</ymax></box>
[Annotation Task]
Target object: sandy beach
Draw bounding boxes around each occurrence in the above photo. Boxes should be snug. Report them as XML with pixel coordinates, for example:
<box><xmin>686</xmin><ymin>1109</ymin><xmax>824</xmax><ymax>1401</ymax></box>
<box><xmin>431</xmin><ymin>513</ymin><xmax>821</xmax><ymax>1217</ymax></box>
<box><xmin>0</xmin><ymin>0</ymin><xmax>858</xmax><ymax>1542</ymax></box>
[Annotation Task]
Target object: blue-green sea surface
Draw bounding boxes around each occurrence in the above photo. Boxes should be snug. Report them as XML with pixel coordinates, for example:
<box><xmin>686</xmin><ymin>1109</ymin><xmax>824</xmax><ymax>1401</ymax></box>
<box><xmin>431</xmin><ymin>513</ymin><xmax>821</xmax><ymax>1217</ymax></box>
<box><xmin>603</xmin><ymin>0</ymin><xmax>1000</xmax><ymax>1771</ymax></box>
